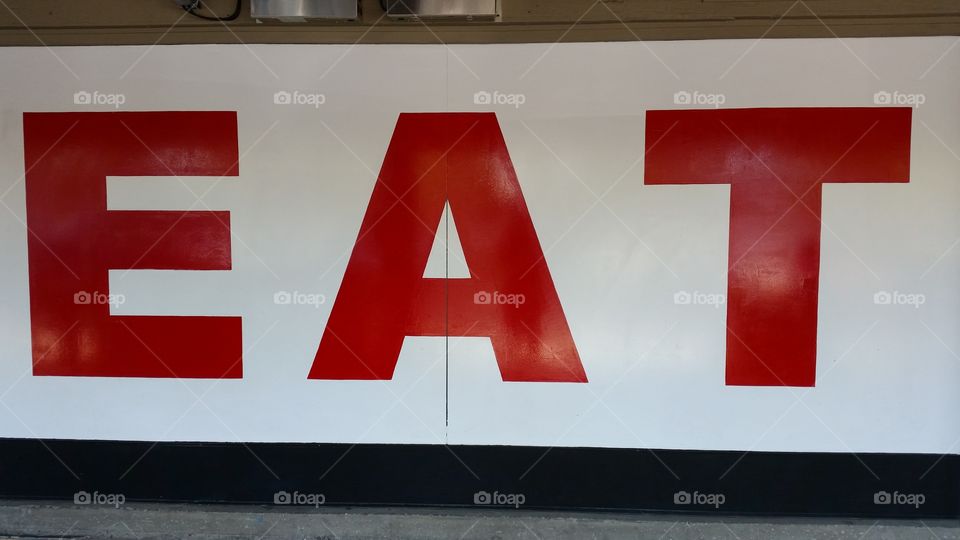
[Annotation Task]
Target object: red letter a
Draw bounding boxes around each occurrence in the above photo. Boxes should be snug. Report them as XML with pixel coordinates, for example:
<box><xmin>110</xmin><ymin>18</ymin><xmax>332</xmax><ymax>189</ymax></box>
<box><xmin>310</xmin><ymin>113</ymin><xmax>586</xmax><ymax>382</ymax></box>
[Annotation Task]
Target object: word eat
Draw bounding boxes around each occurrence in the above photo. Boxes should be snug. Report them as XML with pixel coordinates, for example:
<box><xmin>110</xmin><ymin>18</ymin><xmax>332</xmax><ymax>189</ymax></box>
<box><xmin>23</xmin><ymin>108</ymin><xmax>910</xmax><ymax>387</ymax></box>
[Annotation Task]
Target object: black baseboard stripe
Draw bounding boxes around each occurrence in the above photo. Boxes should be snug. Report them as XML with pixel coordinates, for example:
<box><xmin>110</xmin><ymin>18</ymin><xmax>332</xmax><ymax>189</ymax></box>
<box><xmin>0</xmin><ymin>439</ymin><xmax>955</xmax><ymax>518</ymax></box>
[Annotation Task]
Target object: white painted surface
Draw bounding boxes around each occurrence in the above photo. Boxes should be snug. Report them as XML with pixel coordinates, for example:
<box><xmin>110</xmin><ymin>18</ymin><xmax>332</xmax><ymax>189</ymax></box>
<box><xmin>0</xmin><ymin>39</ymin><xmax>956</xmax><ymax>452</ymax></box>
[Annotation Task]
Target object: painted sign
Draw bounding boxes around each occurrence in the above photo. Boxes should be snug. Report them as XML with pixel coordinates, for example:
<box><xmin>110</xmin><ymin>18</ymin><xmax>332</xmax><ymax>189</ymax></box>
<box><xmin>0</xmin><ymin>38</ymin><xmax>956</xmax><ymax>453</ymax></box>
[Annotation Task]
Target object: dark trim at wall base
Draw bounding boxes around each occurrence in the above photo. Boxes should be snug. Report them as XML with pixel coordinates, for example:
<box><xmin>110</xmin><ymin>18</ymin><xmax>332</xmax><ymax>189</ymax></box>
<box><xmin>0</xmin><ymin>439</ymin><xmax>955</xmax><ymax>518</ymax></box>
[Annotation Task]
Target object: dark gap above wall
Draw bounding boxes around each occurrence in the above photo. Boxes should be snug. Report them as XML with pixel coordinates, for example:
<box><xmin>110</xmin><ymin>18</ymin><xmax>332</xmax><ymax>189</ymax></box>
<box><xmin>0</xmin><ymin>0</ymin><xmax>957</xmax><ymax>45</ymax></box>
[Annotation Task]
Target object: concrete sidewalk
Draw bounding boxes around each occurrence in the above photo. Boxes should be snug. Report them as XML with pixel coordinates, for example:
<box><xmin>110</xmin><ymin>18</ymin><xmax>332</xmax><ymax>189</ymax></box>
<box><xmin>0</xmin><ymin>501</ymin><xmax>957</xmax><ymax>539</ymax></box>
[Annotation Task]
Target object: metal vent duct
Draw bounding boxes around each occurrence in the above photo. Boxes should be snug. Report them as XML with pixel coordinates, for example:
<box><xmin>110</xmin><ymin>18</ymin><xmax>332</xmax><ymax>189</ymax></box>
<box><xmin>251</xmin><ymin>0</ymin><xmax>358</xmax><ymax>21</ymax></box>
<box><xmin>382</xmin><ymin>0</ymin><xmax>500</xmax><ymax>20</ymax></box>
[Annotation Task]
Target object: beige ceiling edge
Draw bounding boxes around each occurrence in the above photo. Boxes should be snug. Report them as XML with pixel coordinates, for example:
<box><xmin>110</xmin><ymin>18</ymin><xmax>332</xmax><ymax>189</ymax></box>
<box><xmin>0</xmin><ymin>18</ymin><xmax>957</xmax><ymax>46</ymax></box>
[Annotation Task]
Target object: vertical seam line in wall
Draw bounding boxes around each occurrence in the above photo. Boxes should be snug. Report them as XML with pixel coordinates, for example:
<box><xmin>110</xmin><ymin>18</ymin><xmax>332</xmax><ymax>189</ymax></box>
<box><xmin>444</xmin><ymin>47</ymin><xmax>450</xmax><ymax>442</ymax></box>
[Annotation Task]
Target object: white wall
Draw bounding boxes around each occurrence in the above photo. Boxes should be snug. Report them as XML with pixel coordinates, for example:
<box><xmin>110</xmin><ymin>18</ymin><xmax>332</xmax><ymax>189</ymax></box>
<box><xmin>0</xmin><ymin>38</ymin><xmax>957</xmax><ymax>452</ymax></box>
